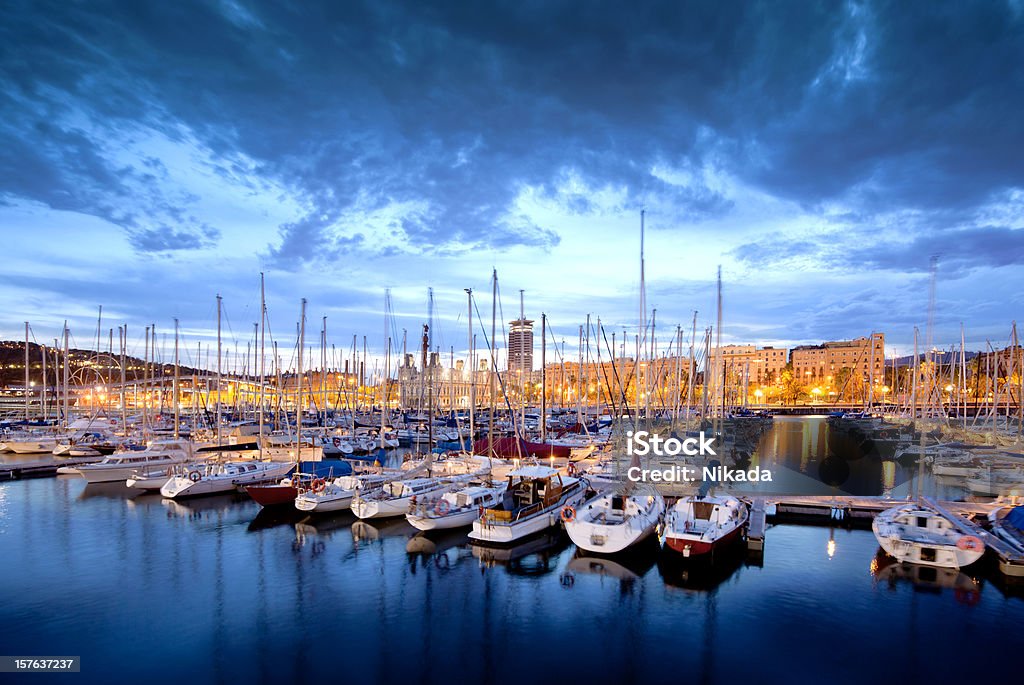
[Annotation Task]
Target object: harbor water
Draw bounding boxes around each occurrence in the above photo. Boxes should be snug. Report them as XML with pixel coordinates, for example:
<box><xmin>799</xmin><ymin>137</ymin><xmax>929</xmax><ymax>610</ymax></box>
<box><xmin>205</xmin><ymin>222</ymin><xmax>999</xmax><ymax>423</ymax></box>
<box><xmin>0</xmin><ymin>417</ymin><xmax>1021</xmax><ymax>684</ymax></box>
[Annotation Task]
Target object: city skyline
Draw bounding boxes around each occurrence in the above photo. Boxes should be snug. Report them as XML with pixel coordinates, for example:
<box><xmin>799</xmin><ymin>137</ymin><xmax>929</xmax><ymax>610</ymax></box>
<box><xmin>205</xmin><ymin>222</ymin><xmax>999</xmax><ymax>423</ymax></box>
<box><xmin>2</xmin><ymin>1</ymin><xmax>1023</xmax><ymax>359</ymax></box>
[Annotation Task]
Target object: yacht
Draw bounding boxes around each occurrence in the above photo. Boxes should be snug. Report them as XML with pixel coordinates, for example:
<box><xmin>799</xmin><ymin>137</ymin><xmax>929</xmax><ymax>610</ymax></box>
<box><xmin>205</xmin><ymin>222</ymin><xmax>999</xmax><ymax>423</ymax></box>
<box><xmin>468</xmin><ymin>466</ymin><xmax>586</xmax><ymax>545</ymax></box>
<box><xmin>872</xmin><ymin>502</ymin><xmax>986</xmax><ymax>569</ymax></box>
<box><xmin>75</xmin><ymin>440</ymin><xmax>196</xmax><ymax>484</ymax></box>
<box><xmin>661</xmin><ymin>494</ymin><xmax>748</xmax><ymax>558</ymax></box>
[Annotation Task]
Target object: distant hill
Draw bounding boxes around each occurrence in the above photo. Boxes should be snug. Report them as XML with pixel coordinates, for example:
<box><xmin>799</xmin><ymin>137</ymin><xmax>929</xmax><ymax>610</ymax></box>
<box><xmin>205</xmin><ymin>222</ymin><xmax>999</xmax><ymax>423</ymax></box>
<box><xmin>0</xmin><ymin>340</ymin><xmax>200</xmax><ymax>387</ymax></box>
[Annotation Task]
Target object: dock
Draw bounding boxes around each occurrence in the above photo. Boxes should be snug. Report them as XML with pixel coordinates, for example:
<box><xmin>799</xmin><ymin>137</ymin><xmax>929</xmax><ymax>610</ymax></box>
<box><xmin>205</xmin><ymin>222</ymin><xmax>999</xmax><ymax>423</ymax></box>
<box><xmin>0</xmin><ymin>456</ymin><xmax>101</xmax><ymax>481</ymax></box>
<box><xmin>922</xmin><ymin>496</ymin><xmax>1024</xmax><ymax>577</ymax></box>
<box><xmin>747</xmin><ymin>497</ymin><xmax>766</xmax><ymax>551</ymax></box>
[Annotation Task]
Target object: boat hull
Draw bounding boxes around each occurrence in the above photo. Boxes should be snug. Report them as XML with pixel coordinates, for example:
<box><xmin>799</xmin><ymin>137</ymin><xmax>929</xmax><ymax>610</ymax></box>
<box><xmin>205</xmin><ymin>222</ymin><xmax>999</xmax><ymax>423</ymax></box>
<box><xmin>407</xmin><ymin>507</ymin><xmax>481</xmax><ymax>531</ymax></box>
<box><xmin>245</xmin><ymin>484</ymin><xmax>298</xmax><ymax>507</ymax></box>
<box><xmin>295</xmin><ymin>492</ymin><xmax>353</xmax><ymax>512</ymax></box>
<box><xmin>664</xmin><ymin>523</ymin><xmax>744</xmax><ymax>557</ymax></box>
<box><xmin>564</xmin><ymin>493</ymin><xmax>665</xmax><ymax>554</ymax></box>
<box><xmin>468</xmin><ymin>486</ymin><xmax>586</xmax><ymax>545</ymax></box>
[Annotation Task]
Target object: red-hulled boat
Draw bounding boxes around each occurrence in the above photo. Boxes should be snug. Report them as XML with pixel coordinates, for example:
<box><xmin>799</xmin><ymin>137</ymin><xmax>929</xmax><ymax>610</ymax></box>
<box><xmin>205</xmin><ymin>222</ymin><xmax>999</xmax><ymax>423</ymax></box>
<box><xmin>660</xmin><ymin>494</ymin><xmax>748</xmax><ymax>557</ymax></box>
<box><xmin>245</xmin><ymin>474</ymin><xmax>313</xmax><ymax>507</ymax></box>
<box><xmin>473</xmin><ymin>436</ymin><xmax>571</xmax><ymax>460</ymax></box>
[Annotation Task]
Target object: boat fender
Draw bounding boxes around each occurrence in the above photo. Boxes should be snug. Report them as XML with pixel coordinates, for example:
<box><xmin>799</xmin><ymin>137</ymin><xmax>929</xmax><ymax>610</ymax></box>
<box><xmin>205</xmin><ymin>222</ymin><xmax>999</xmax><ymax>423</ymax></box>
<box><xmin>560</xmin><ymin>505</ymin><xmax>576</xmax><ymax>523</ymax></box>
<box><xmin>435</xmin><ymin>499</ymin><xmax>451</xmax><ymax>516</ymax></box>
<box><xmin>188</xmin><ymin>470</ymin><xmax>202</xmax><ymax>483</ymax></box>
<box><xmin>312</xmin><ymin>478</ymin><xmax>326</xmax><ymax>493</ymax></box>
<box><xmin>956</xmin><ymin>535</ymin><xmax>984</xmax><ymax>552</ymax></box>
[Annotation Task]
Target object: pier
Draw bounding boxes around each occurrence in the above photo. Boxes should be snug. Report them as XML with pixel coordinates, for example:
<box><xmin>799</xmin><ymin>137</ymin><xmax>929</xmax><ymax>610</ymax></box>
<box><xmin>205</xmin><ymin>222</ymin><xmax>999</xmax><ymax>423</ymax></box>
<box><xmin>0</xmin><ymin>456</ymin><xmax>100</xmax><ymax>481</ymax></box>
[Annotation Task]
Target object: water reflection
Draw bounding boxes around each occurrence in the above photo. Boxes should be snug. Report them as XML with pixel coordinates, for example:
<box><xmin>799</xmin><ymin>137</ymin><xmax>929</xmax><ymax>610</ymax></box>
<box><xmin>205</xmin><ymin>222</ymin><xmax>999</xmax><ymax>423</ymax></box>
<box><xmin>351</xmin><ymin>518</ymin><xmax>415</xmax><ymax>544</ymax></box>
<box><xmin>657</xmin><ymin>539</ymin><xmax>747</xmax><ymax>592</ymax></box>
<box><xmin>561</xmin><ymin>541</ymin><xmax>658</xmax><ymax>595</ymax></box>
<box><xmin>871</xmin><ymin>550</ymin><xmax>982</xmax><ymax>605</ymax></box>
<box><xmin>472</xmin><ymin>530</ymin><xmax>570</xmax><ymax>575</ymax></box>
<box><xmin>78</xmin><ymin>481</ymin><xmax>139</xmax><ymax>500</ymax></box>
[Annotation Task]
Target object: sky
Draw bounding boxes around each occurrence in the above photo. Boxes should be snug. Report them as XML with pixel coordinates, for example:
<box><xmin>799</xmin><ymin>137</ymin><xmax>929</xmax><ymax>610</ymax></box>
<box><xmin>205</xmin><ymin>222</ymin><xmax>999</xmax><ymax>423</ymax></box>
<box><xmin>1</xmin><ymin>0</ymin><xmax>1023</xmax><ymax>371</ymax></box>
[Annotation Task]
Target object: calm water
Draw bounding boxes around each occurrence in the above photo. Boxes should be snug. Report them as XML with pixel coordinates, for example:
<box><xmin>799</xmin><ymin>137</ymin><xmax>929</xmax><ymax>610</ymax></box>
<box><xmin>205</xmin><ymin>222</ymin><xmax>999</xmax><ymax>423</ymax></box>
<box><xmin>1</xmin><ymin>419</ymin><xmax>1021</xmax><ymax>684</ymax></box>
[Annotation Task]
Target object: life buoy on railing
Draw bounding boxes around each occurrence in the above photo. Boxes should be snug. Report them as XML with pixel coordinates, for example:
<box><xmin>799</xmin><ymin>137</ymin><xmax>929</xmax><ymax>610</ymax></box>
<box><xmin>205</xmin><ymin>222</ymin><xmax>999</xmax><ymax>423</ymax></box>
<box><xmin>435</xmin><ymin>499</ymin><xmax>451</xmax><ymax>516</ymax></box>
<box><xmin>560</xmin><ymin>505</ymin><xmax>576</xmax><ymax>523</ymax></box>
<box><xmin>188</xmin><ymin>470</ymin><xmax>202</xmax><ymax>483</ymax></box>
<box><xmin>566</xmin><ymin>463</ymin><xmax>578</xmax><ymax>477</ymax></box>
<box><xmin>311</xmin><ymin>478</ymin><xmax>326</xmax><ymax>493</ymax></box>
<box><xmin>956</xmin><ymin>535</ymin><xmax>984</xmax><ymax>553</ymax></box>
<box><xmin>332</xmin><ymin>437</ymin><xmax>341</xmax><ymax>448</ymax></box>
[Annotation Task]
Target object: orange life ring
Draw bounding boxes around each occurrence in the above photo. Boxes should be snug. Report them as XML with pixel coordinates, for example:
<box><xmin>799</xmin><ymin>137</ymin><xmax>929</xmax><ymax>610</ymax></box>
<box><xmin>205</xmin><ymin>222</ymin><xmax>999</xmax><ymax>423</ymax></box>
<box><xmin>566</xmin><ymin>463</ymin><xmax>578</xmax><ymax>476</ymax></box>
<box><xmin>956</xmin><ymin>535</ymin><xmax>984</xmax><ymax>552</ymax></box>
<box><xmin>560</xmin><ymin>505</ymin><xmax>576</xmax><ymax>522</ymax></box>
<box><xmin>311</xmin><ymin>478</ymin><xmax>326</xmax><ymax>493</ymax></box>
<box><xmin>188</xmin><ymin>470</ymin><xmax>202</xmax><ymax>483</ymax></box>
<box><xmin>435</xmin><ymin>499</ymin><xmax>451</xmax><ymax>516</ymax></box>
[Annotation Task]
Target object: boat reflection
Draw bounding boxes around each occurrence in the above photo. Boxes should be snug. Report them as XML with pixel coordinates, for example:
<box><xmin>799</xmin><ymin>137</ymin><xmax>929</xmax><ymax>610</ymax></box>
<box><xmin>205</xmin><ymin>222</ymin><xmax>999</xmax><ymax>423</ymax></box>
<box><xmin>561</xmin><ymin>541</ymin><xmax>658</xmax><ymax>595</ymax></box>
<box><xmin>295</xmin><ymin>512</ymin><xmax>356</xmax><ymax>540</ymax></box>
<box><xmin>657</xmin><ymin>539</ymin><xmax>746</xmax><ymax>592</ymax></box>
<box><xmin>161</xmin><ymin>492</ymin><xmax>250</xmax><ymax>519</ymax></box>
<box><xmin>77</xmin><ymin>481</ymin><xmax>139</xmax><ymax>500</ymax></box>
<box><xmin>406</xmin><ymin>528</ymin><xmax>470</xmax><ymax>556</ymax></box>
<box><xmin>351</xmin><ymin>518</ymin><xmax>416</xmax><ymax>544</ymax></box>
<box><xmin>870</xmin><ymin>549</ymin><xmax>982</xmax><ymax>604</ymax></box>
<box><xmin>472</xmin><ymin>530</ymin><xmax>570</xmax><ymax>576</ymax></box>
<box><xmin>248</xmin><ymin>505</ymin><xmax>307</xmax><ymax>532</ymax></box>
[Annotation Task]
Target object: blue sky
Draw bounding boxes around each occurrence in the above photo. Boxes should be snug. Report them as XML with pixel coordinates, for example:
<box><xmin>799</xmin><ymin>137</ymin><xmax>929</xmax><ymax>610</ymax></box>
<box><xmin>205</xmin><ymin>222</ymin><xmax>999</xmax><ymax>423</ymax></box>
<box><xmin>1</xmin><ymin>0</ymin><xmax>1023</xmax><ymax>370</ymax></box>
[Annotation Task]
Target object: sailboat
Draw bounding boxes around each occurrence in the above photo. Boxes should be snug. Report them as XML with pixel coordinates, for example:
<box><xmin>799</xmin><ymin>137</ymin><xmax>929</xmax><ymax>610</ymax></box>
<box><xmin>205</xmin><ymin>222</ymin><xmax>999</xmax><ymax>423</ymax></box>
<box><xmin>564</xmin><ymin>211</ymin><xmax>665</xmax><ymax>554</ymax></box>
<box><xmin>872</xmin><ymin>502</ymin><xmax>986</xmax><ymax>569</ymax></box>
<box><xmin>660</xmin><ymin>487</ymin><xmax>749</xmax><ymax>558</ymax></box>
<box><xmin>467</xmin><ymin>465</ymin><xmax>586</xmax><ymax>544</ymax></box>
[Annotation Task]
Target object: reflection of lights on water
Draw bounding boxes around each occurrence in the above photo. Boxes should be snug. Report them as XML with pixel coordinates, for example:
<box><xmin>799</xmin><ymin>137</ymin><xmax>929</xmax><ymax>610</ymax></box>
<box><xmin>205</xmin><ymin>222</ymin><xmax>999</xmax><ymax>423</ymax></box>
<box><xmin>827</xmin><ymin>539</ymin><xmax>836</xmax><ymax>559</ymax></box>
<box><xmin>882</xmin><ymin>461</ymin><xmax>896</xmax><ymax>492</ymax></box>
<box><xmin>869</xmin><ymin>557</ymin><xmax>879</xmax><ymax>575</ymax></box>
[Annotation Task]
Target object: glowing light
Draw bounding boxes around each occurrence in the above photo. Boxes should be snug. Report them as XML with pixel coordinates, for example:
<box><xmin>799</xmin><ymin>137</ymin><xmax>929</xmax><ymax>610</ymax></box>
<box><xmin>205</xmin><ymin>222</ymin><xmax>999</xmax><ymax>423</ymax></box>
<box><xmin>827</xmin><ymin>538</ymin><xmax>836</xmax><ymax>559</ymax></box>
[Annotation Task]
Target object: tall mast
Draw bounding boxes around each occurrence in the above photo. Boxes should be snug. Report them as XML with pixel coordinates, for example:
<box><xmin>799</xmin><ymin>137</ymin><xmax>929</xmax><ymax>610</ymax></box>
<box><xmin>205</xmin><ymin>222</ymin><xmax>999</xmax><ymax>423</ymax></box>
<box><xmin>62</xmin><ymin>323</ymin><xmax>69</xmax><ymax>426</ymax></box>
<box><xmin>173</xmin><ymin>319</ymin><xmax>180</xmax><ymax>439</ymax></box>
<box><xmin>24</xmin><ymin>322</ymin><xmax>29</xmax><ymax>421</ymax></box>
<box><xmin>465</xmin><ymin>288</ymin><xmax>475</xmax><ymax>452</ymax></box>
<box><xmin>216</xmin><ymin>294</ymin><xmax>222</xmax><ymax>446</ymax></box>
<box><xmin>489</xmin><ymin>269</ymin><xmax>497</xmax><ymax>459</ymax></box>
<box><xmin>638</xmin><ymin>209</ymin><xmax>646</xmax><ymax>428</ymax></box>
<box><xmin>541</xmin><ymin>313</ymin><xmax>547</xmax><ymax>443</ymax></box>
<box><xmin>296</xmin><ymin>298</ymin><xmax>307</xmax><ymax>463</ymax></box>
<box><xmin>383</xmin><ymin>289</ymin><xmax>392</xmax><ymax>451</ymax></box>
<box><xmin>143</xmin><ymin>325</ymin><xmax>150</xmax><ymax>435</ymax></box>
<box><xmin>715</xmin><ymin>266</ymin><xmax>723</xmax><ymax>433</ymax></box>
<box><xmin>258</xmin><ymin>273</ymin><xmax>266</xmax><ymax>457</ymax></box>
<box><xmin>119</xmin><ymin>326</ymin><xmax>127</xmax><ymax>432</ymax></box>
<box><xmin>322</xmin><ymin>316</ymin><xmax>328</xmax><ymax>426</ymax></box>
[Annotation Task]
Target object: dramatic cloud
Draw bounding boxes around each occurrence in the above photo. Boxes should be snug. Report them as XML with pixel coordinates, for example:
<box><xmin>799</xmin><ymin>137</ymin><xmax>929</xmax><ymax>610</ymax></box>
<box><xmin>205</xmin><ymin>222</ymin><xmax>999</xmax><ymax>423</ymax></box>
<box><xmin>1</xmin><ymin>0</ymin><xmax>1022</xmax><ymax>355</ymax></box>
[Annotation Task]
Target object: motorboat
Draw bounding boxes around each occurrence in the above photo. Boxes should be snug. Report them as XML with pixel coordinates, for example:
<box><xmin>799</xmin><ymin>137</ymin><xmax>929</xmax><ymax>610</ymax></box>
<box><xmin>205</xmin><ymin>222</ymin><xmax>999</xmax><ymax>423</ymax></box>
<box><xmin>988</xmin><ymin>503</ymin><xmax>1024</xmax><ymax>556</ymax></box>
<box><xmin>468</xmin><ymin>466</ymin><xmax>586</xmax><ymax>545</ymax></box>
<box><xmin>75</xmin><ymin>439</ymin><xmax>196</xmax><ymax>483</ymax></box>
<box><xmin>872</xmin><ymin>502</ymin><xmax>986</xmax><ymax>569</ymax></box>
<box><xmin>660</xmin><ymin>494</ymin><xmax>748</xmax><ymax>558</ymax></box>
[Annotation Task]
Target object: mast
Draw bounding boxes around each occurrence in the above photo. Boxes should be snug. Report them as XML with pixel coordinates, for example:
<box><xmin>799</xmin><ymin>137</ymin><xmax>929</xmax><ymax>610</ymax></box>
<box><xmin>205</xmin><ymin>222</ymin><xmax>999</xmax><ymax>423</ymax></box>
<box><xmin>541</xmin><ymin>313</ymin><xmax>547</xmax><ymax>443</ymax></box>
<box><xmin>296</xmin><ymin>298</ymin><xmax>307</xmax><ymax>464</ymax></box>
<box><xmin>24</xmin><ymin>322</ymin><xmax>29</xmax><ymax>421</ymax></box>
<box><xmin>216</xmin><ymin>294</ymin><xmax>223</xmax><ymax>446</ymax></box>
<box><xmin>322</xmin><ymin>316</ymin><xmax>328</xmax><ymax>427</ymax></box>
<box><xmin>465</xmin><ymin>288</ymin><xmax>474</xmax><ymax>452</ymax></box>
<box><xmin>143</xmin><ymin>325</ymin><xmax>150</xmax><ymax>435</ymax></box>
<box><xmin>258</xmin><ymin>274</ymin><xmax>266</xmax><ymax>457</ymax></box>
<box><xmin>62</xmin><ymin>324</ymin><xmax>69</xmax><ymax>426</ymax></box>
<box><xmin>173</xmin><ymin>320</ymin><xmax>180</xmax><ymax>439</ymax></box>
<box><xmin>488</xmin><ymin>269</ymin><xmax>497</xmax><ymax>459</ymax></box>
<box><xmin>384</xmin><ymin>289</ymin><xmax>392</xmax><ymax>452</ymax></box>
<box><xmin>715</xmin><ymin>267</ymin><xmax>723</xmax><ymax>433</ymax></box>
<box><xmin>639</xmin><ymin>209</ymin><xmax>646</xmax><ymax>428</ymax></box>
<box><xmin>119</xmin><ymin>326</ymin><xmax>127</xmax><ymax>432</ymax></box>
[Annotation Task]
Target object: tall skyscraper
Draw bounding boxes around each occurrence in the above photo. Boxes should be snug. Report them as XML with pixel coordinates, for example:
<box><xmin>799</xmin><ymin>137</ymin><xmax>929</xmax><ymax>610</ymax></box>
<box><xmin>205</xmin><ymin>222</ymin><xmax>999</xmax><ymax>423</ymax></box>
<box><xmin>508</xmin><ymin>318</ymin><xmax>534</xmax><ymax>373</ymax></box>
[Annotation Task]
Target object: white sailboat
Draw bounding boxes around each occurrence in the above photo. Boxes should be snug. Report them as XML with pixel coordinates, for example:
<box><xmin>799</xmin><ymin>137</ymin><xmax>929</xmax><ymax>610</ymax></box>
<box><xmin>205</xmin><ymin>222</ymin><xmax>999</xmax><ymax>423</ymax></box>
<box><xmin>406</xmin><ymin>480</ymin><xmax>508</xmax><ymax>531</ymax></box>
<box><xmin>872</xmin><ymin>502</ymin><xmax>986</xmax><ymax>569</ymax></box>
<box><xmin>294</xmin><ymin>472</ymin><xmax>392</xmax><ymax>513</ymax></box>
<box><xmin>350</xmin><ymin>476</ymin><xmax>458</xmax><ymax>519</ymax></box>
<box><xmin>160</xmin><ymin>460</ymin><xmax>295</xmax><ymax>498</ymax></box>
